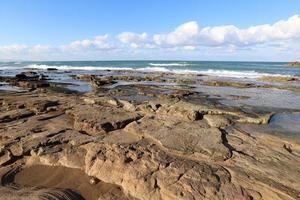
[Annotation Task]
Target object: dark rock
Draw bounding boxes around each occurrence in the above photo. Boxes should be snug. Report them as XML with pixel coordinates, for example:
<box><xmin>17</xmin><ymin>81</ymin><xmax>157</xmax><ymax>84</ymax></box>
<box><xmin>47</xmin><ymin>68</ymin><xmax>58</xmax><ymax>71</ymax></box>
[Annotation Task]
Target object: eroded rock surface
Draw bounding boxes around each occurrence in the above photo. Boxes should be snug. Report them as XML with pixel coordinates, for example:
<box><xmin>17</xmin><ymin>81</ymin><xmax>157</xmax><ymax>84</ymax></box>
<box><xmin>67</xmin><ymin>104</ymin><xmax>142</xmax><ymax>135</ymax></box>
<box><xmin>125</xmin><ymin>116</ymin><xmax>231</xmax><ymax>161</ymax></box>
<box><xmin>0</xmin><ymin>81</ymin><xmax>300</xmax><ymax>200</ymax></box>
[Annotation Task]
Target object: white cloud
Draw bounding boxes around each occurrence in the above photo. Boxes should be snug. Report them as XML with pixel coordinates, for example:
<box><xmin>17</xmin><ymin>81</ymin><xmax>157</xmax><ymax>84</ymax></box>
<box><xmin>118</xmin><ymin>32</ymin><xmax>150</xmax><ymax>49</ymax></box>
<box><xmin>0</xmin><ymin>44</ymin><xmax>28</xmax><ymax>53</ymax></box>
<box><xmin>183</xmin><ymin>45</ymin><xmax>197</xmax><ymax>50</ymax></box>
<box><xmin>118</xmin><ymin>32</ymin><xmax>148</xmax><ymax>43</ymax></box>
<box><xmin>0</xmin><ymin>35</ymin><xmax>116</xmax><ymax>60</ymax></box>
<box><xmin>28</xmin><ymin>45</ymin><xmax>53</xmax><ymax>53</ymax></box>
<box><xmin>153</xmin><ymin>21</ymin><xmax>199</xmax><ymax>47</ymax></box>
<box><xmin>63</xmin><ymin>34</ymin><xmax>115</xmax><ymax>51</ymax></box>
<box><xmin>1</xmin><ymin>15</ymin><xmax>300</xmax><ymax>60</ymax></box>
<box><xmin>152</xmin><ymin>15</ymin><xmax>300</xmax><ymax>48</ymax></box>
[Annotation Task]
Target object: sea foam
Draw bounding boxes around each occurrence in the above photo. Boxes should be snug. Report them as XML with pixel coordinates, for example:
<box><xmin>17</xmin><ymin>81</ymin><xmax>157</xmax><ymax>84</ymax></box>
<box><xmin>19</xmin><ymin>64</ymin><xmax>291</xmax><ymax>79</ymax></box>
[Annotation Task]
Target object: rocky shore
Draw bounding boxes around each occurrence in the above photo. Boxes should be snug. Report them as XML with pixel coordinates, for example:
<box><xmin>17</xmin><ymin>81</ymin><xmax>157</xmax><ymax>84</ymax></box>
<box><xmin>0</xmin><ymin>71</ymin><xmax>300</xmax><ymax>200</ymax></box>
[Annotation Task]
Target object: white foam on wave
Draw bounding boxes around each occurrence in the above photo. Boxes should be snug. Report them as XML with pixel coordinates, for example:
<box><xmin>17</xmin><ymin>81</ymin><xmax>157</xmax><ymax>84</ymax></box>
<box><xmin>137</xmin><ymin>67</ymin><xmax>288</xmax><ymax>78</ymax></box>
<box><xmin>0</xmin><ymin>67</ymin><xmax>19</xmax><ymax>70</ymax></box>
<box><xmin>24</xmin><ymin>64</ymin><xmax>134</xmax><ymax>71</ymax></box>
<box><xmin>149</xmin><ymin>62</ymin><xmax>192</xmax><ymax>67</ymax></box>
<box><xmin>136</xmin><ymin>67</ymin><xmax>199</xmax><ymax>74</ymax></box>
<box><xmin>23</xmin><ymin>64</ymin><xmax>291</xmax><ymax>78</ymax></box>
<box><xmin>196</xmin><ymin>69</ymin><xmax>289</xmax><ymax>79</ymax></box>
<box><xmin>137</xmin><ymin>67</ymin><xmax>171</xmax><ymax>72</ymax></box>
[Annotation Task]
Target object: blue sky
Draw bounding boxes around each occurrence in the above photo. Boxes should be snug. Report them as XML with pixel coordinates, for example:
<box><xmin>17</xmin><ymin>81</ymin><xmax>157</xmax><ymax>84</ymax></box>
<box><xmin>0</xmin><ymin>0</ymin><xmax>300</xmax><ymax>61</ymax></box>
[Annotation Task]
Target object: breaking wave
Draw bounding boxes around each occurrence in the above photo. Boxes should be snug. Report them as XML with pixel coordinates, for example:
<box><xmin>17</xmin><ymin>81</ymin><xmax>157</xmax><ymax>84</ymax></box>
<box><xmin>24</xmin><ymin>64</ymin><xmax>134</xmax><ymax>71</ymax></box>
<box><xmin>16</xmin><ymin>64</ymin><xmax>291</xmax><ymax>78</ymax></box>
<box><xmin>196</xmin><ymin>69</ymin><xmax>288</xmax><ymax>78</ymax></box>
<box><xmin>149</xmin><ymin>62</ymin><xmax>192</xmax><ymax>67</ymax></box>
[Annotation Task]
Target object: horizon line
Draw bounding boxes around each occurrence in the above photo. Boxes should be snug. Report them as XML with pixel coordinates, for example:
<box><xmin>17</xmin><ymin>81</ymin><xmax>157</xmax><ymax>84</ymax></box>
<box><xmin>0</xmin><ymin>59</ymin><xmax>294</xmax><ymax>63</ymax></box>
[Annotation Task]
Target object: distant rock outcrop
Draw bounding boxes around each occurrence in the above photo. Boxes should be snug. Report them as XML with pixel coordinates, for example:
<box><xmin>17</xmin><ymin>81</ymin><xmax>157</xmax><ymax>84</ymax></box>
<box><xmin>286</xmin><ymin>61</ymin><xmax>300</xmax><ymax>67</ymax></box>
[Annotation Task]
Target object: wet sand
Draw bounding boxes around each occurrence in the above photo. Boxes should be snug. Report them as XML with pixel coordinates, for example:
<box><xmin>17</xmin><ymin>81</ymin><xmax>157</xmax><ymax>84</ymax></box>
<box><xmin>13</xmin><ymin>165</ymin><xmax>124</xmax><ymax>200</ymax></box>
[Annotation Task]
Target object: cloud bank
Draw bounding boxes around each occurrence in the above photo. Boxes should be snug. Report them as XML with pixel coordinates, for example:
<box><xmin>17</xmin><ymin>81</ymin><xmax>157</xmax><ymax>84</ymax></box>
<box><xmin>1</xmin><ymin>15</ymin><xmax>300</xmax><ymax>60</ymax></box>
<box><xmin>124</xmin><ymin>15</ymin><xmax>300</xmax><ymax>49</ymax></box>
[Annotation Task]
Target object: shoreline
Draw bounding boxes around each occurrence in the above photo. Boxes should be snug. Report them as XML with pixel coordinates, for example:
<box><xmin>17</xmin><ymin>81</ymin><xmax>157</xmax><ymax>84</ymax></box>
<box><xmin>2</xmin><ymin>60</ymin><xmax>300</xmax><ymax>79</ymax></box>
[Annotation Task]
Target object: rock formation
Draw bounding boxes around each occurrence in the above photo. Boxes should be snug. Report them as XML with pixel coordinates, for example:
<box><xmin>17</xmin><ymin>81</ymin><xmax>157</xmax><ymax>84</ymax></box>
<box><xmin>0</xmin><ymin>73</ymin><xmax>299</xmax><ymax>200</ymax></box>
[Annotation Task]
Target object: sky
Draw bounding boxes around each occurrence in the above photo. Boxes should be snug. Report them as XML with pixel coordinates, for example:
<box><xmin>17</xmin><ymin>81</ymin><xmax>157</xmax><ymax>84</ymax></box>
<box><xmin>0</xmin><ymin>0</ymin><xmax>300</xmax><ymax>61</ymax></box>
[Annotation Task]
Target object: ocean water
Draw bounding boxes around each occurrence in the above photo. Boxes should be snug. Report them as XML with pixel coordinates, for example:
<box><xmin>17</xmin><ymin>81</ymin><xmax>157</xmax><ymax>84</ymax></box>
<box><xmin>1</xmin><ymin>61</ymin><xmax>300</xmax><ymax>79</ymax></box>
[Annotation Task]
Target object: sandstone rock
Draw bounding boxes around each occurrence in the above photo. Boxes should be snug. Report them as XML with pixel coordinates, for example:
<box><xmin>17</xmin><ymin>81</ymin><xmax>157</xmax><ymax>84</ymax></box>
<box><xmin>83</xmin><ymin>97</ymin><xmax>120</xmax><ymax>107</ymax></box>
<box><xmin>176</xmin><ymin>79</ymin><xmax>198</xmax><ymax>84</ymax></box>
<box><xmin>203</xmin><ymin>80</ymin><xmax>256</xmax><ymax>88</ymax></box>
<box><xmin>26</xmin><ymin>100</ymin><xmax>59</xmax><ymax>114</ymax></box>
<box><xmin>286</xmin><ymin>61</ymin><xmax>300</xmax><ymax>67</ymax></box>
<box><xmin>1</xmin><ymin>80</ymin><xmax>300</xmax><ymax>200</ymax></box>
<box><xmin>78</xmin><ymin>141</ymin><xmax>248</xmax><ymax>200</ymax></box>
<box><xmin>0</xmin><ymin>150</ymin><xmax>11</xmax><ymax>166</ymax></box>
<box><xmin>237</xmin><ymin>114</ymin><xmax>272</xmax><ymax>124</ymax></box>
<box><xmin>9</xmin><ymin>143</ymin><xmax>23</xmax><ymax>157</ymax></box>
<box><xmin>125</xmin><ymin>116</ymin><xmax>231</xmax><ymax>161</ymax></box>
<box><xmin>258</xmin><ymin>76</ymin><xmax>300</xmax><ymax>82</ymax></box>
<box><xmin>67</xmin><ymin>105</ymin><xmax>142</xmax><ymax>135</ymax></box>
<box><xmin>74</xmin><ymin>74</ymin><xmax>93</xmax><ymax>81</ymax></box>
<box><xmin>0</xmin><ymin>109</ymin><xmax>34</xmax><ymax>123</ymax></box>
<box><xmin>118</xmin><ymin>100</ymin><xmax>136</xmax><ymax>112</ymax></box>
<box><xmin>148</xmin><ymin>101</ymin><xmax>162</xmax><ymax>111</ymax></box>
<box><xmin>90</xmin><ymin>76</ymin><xmax>117</xmax><ymax>87</ymax></box>
<box><xmin>17</xmin><ymin>80</ymin><xmax>50</xmax><ymax>89</ymax></box>
<box><xmin>157</xmin><ymin>102</ymin><xmax>202</xmax><ymax>121</ymax></box>
<box><xmin>135</xmin><ymin>104</ymin><xmax>156</xmax><ymax>114</ymax></box>
<box><xmin>204</xmin><ymin>114</ymin><xmax>231</xmax><ymax>128</ymax></box>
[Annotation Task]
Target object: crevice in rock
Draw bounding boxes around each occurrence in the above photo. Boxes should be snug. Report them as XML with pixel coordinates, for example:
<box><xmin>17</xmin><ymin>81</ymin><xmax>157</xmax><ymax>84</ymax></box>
<box><xmin>1</xmin><ymin>154</ymin><xmax>23</xmax><ymax>166</ymax></box>
<box><xmin>219</xmin><ymin>128</ymin><xmax>234</xmax><ymax>158</ymax></box>
<box><xmin>153</xmin><ymin>178</ymin><xmax>160</xmax><ymax>190</ymax></box>
<box><xmin>219</xmin><ymin>128</ymin><xmax>256</xmax><ymax>160</ymax></box>
<box><xmin>1</xmin><ymin>167</ymin><xmax>21</xmax><ymax>186</ymax></box>
<box><xmin>37</xmin><ymin>112</ymin><xmax>65</xmax><ymax>121</ymax></box>
<box><xmin>46</xmin><ymin>130</ymin><xmax>66</xmax><ymax>138</ymax></box>
<box><xmin>78</xmin><ymin>130</ymin><xmax>92</xmax><ymax>137</ymax></box>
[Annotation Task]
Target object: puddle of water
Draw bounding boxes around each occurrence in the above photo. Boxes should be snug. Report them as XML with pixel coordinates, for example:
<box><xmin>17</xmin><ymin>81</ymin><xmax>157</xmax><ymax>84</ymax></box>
<box><xmin>67</xmin><ymin>83</ymin><xmax>92</xmax><ymax>93</ymax></box>
<box><xmin>268</xmin><ymin>113</ymin><xmax>300</xmax><ymax>134</ymax></box>
<box><xmin>193</xmin><ymin>85</ymin><xmax>300</xmax><ymax>110</ymax></box>
<box><xmin>236</xmin><ymin>113</ymin><xmax>300</xmax><ymax>140</ymax></box>
<box><xmin>0</xmin><ymin>82</ymin><xmax>25</xmax><ymax>92</ymax></box>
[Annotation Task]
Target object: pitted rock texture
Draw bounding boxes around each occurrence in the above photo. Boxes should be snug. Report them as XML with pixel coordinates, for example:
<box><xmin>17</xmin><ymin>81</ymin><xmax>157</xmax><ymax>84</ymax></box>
<box><xmin>124</xmin><ymin>116</ymin><xmax>231</xmax><ymax>161</ymax></box>
<box><xmin>67</xmin><ymin>104</ymin><xmax>142</xmax><ymax>135</ymax></box>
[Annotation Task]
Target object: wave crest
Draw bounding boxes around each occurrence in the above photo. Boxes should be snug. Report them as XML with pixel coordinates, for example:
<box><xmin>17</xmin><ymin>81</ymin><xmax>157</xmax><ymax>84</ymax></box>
<box><xmin>21</xmin><ymin>64</ymin><xmax>290</xmax><ymax>78</ymax></box>
<box><xmin>24</xmin><ymin>64</ymin><xmax>134</xmax><ymax>71</ymax></box>
<box><xmin>149</xmin><ymin>62</ymin><xmax>192</xmax><ymax>67</ymax></box>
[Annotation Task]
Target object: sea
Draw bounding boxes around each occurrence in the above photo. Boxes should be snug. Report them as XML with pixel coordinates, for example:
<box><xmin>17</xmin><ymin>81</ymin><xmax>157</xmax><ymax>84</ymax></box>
<box><xmin>1</xmin><ymin>61</ymin><xmax>300</xmax><ymax>79</ymax></box>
